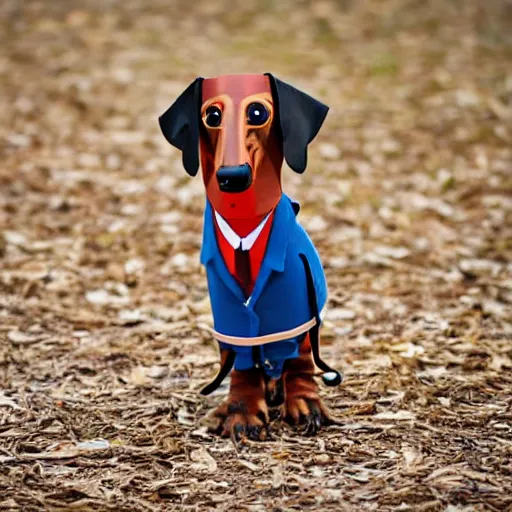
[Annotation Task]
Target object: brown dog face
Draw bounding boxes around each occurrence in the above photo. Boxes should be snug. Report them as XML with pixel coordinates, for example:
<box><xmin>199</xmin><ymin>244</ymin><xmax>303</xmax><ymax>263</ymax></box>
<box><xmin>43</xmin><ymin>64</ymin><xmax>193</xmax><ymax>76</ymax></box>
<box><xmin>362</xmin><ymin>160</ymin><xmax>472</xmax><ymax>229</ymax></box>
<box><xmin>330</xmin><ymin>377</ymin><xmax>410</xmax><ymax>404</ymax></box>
<box><xmin>199</xmin><ymin>74</ymin><xmax>283</xmax><ymax>219</ymax></box>
<box><xmin>159</xmin><ymin>73</ymin><xmax>329</xmax><ymax>220</ymax></box>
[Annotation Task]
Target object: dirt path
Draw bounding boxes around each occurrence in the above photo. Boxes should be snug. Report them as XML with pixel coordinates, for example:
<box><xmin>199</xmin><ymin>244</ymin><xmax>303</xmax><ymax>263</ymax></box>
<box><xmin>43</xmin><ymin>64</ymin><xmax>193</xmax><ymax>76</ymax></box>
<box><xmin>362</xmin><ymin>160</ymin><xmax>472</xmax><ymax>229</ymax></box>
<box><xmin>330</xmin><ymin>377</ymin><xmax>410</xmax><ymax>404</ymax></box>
<box><xmin>1</xmin><ymin>1</ymin><xmax>511</xmax><ymax>510</ymax></box>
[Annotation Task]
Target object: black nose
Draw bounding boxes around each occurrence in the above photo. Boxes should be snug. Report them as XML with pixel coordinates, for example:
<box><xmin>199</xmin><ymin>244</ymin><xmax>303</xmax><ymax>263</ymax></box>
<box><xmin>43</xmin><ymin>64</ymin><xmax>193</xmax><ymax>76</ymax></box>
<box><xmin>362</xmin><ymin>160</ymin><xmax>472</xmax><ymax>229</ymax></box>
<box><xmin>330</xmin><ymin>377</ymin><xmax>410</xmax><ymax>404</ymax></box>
<box><xmin>216</xmin><ymin>163</ymin><xmax>252</xmax><ymax>193</ymax></box>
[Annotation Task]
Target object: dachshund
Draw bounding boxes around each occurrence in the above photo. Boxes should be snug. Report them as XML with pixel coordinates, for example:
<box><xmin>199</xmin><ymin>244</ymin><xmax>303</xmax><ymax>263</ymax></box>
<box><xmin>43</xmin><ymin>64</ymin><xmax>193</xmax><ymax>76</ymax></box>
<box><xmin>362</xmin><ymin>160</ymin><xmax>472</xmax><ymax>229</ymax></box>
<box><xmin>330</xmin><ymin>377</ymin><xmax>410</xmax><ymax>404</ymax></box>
<box><xmin>159</xmin><ymin>74</ymin><xmax>342</xmax><ymax>441</ymax></box>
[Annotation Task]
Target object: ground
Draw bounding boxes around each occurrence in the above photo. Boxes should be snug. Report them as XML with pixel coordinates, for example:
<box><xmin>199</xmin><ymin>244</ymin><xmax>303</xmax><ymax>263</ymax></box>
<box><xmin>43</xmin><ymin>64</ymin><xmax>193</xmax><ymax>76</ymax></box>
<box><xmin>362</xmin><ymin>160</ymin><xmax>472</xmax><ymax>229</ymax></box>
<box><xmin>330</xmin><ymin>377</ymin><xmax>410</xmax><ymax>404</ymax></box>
<box><xmin>1</xmin><ymin>0</ymin><xmax>511</xmax><ymax>511</ymax></box>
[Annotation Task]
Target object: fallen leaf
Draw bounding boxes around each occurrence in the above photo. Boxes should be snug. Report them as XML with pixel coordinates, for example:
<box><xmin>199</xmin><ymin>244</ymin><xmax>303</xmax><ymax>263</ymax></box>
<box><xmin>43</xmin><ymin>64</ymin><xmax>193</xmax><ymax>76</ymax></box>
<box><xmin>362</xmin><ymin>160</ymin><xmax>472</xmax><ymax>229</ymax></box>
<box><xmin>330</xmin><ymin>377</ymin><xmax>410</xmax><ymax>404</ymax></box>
<box><xmin>190</xmin><ymin>447</ymin><xmax>217</xmax><ymax>473</ymax></box>
<box><xmin>374</xmin><ymin>410</ymin><xmax>416</xmax><ymax>421</ymax></box>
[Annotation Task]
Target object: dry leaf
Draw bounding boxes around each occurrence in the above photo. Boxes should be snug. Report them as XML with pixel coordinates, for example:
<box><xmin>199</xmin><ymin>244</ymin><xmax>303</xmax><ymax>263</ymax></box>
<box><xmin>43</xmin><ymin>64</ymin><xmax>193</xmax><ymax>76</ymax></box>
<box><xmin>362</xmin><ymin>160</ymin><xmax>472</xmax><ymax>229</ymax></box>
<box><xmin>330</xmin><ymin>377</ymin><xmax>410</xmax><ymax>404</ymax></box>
<box><xmin>190</xmin><ymin>447</ymin><xmax>217</xmax><ymax>473</ymax></box>
<box><xmin>271</xmin><ymin>466</ymin><xmax>284</xmax><ymax>489</ymax></box>
<box><xmin>374</xmin><ymin>411</ymin><xmax>416</xmax><ymax>421</ymax></box>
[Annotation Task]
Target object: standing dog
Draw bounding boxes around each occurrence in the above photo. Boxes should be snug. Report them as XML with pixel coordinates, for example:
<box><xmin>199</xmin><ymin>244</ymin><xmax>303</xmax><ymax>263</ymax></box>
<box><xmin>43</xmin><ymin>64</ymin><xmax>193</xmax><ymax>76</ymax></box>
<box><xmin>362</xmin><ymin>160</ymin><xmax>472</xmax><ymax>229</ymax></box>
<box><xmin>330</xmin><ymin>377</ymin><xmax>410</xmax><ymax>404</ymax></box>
<box><xmin>159</xmin><ymin>74</ymin><xmax>341</xmax><ymax>441</ymax></box>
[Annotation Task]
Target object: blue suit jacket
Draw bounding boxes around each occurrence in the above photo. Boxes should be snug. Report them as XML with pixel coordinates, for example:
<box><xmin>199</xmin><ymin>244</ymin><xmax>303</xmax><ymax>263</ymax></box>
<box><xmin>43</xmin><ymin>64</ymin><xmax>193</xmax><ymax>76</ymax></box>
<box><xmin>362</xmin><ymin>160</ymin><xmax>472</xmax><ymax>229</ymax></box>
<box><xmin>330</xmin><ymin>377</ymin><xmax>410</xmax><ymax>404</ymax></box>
<box><xmin>200</xmin><ymin>194</ymin><xmax>327</xmax><ymax>377</ymax></box>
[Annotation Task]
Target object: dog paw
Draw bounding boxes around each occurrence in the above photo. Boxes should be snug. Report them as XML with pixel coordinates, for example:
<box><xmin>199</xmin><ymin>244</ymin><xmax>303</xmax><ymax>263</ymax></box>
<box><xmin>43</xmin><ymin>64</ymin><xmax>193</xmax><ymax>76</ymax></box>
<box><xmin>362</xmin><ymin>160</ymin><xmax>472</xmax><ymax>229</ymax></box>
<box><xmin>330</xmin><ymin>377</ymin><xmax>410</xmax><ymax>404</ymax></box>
<box><xmin>284</xmin><ymin>395</ymin><xmax>333</xmax><ymax>436</ymax></box>
<box><xmin>207</xmin><ymin>400</ymin><xmax>270</xmax><ymax>443</ymax></box>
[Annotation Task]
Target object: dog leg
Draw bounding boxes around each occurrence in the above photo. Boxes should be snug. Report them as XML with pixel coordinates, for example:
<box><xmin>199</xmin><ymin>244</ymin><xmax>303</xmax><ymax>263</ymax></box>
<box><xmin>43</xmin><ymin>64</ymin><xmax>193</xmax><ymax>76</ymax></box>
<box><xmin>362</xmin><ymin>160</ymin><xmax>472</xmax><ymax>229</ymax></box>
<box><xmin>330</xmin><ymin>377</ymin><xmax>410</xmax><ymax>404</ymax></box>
<box><xmin>283</xmin><ymin>332</ymin><xmax>333</xmax><ymax>436</ymax></box>
<box><xmin>208</xmin><ymin>368</ymin><xmax>269</xmax><ymax>442</ymax></box>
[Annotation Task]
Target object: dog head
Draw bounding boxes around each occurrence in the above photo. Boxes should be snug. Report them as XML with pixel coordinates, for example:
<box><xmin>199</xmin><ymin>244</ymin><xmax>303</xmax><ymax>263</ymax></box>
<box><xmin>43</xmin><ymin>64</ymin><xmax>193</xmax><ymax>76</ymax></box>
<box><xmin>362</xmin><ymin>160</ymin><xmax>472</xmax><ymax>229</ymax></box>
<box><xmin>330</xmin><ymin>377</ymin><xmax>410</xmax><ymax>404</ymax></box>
<box><xmin>159</xmin><ymin>74</ymin><xmax>328</xmax><ymax>219</ymax></box>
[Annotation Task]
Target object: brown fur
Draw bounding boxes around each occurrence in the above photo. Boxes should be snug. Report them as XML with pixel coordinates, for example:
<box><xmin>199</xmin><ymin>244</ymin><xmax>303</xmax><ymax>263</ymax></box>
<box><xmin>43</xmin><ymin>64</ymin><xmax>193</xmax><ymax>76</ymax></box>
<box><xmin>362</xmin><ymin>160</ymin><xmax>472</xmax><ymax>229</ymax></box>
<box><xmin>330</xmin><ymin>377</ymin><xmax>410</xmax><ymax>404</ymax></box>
<box><xmin>209</xmin><ymin>334</ymin><xmax>332</xmax><ymax>440</ymax></box>
<box><xmin>282</xmin><ymin>333</ymin><xmax>332</xmax><ymax>430</ymax></box>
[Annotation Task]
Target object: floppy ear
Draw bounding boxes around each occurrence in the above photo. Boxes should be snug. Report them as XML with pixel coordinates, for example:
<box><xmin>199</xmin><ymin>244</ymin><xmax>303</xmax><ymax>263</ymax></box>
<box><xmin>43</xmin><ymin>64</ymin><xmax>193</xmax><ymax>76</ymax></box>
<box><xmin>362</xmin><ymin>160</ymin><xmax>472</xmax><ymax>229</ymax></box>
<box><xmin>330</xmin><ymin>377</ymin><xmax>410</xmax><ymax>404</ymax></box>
<box><xmin>159</xmin><ymin>77</ymin><xmax>203</xmax><ymax>176</ymax></box>
<box><xmin>265</xmin><ymin>73</ymin><xmax>329</xmax><ymax>174</ymax></box>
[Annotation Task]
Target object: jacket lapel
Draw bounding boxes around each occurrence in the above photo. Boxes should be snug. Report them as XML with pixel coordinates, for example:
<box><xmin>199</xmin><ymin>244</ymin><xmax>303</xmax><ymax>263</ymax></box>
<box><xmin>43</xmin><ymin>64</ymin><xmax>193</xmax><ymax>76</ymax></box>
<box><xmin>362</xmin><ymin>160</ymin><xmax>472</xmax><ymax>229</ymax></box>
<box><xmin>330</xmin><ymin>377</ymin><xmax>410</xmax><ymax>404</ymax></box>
<box><xmin>200</xmin><ymin>195</ymin><xmax>298</xmax><ymax>306</ymax></box>
<box><xmin>200</xmin><ymin>201</ymin><xmax>246</xmax><ymax>302</ymax></box>
<box><xmin>249</xmin><ymin>195</ymin><xmax>295</xmax><ymax>306</ymax></box>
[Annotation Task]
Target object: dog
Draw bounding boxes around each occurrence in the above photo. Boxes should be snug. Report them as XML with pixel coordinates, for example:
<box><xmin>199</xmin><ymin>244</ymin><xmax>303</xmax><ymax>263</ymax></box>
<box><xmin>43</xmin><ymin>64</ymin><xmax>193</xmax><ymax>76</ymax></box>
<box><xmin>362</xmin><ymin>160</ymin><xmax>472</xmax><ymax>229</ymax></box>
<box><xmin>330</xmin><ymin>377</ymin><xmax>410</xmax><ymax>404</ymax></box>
<box><xmin>159</xmin><ymin>74</ymin><xmax>342</xmax><ymax>441</ymax></box>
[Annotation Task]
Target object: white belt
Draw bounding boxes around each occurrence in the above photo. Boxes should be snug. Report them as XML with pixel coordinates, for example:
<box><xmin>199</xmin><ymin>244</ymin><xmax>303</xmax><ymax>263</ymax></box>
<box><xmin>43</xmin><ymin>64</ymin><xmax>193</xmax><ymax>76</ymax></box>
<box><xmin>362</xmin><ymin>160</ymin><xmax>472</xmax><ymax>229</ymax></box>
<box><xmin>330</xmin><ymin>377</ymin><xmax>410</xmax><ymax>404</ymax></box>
<box><xmin>212</xmin><ymin>317</ymin><xmax>317</xmax><ymax>347</ymax></box>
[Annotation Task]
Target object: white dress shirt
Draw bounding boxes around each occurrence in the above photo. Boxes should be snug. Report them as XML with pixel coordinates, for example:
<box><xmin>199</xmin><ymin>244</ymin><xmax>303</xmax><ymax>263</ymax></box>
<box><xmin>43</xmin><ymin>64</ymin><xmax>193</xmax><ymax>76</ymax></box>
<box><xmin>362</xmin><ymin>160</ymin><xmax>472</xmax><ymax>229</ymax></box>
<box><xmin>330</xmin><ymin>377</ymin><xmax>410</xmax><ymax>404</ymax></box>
<box><xmin>214</xmin><ymin>211</ymin><xmax>271</xmax><ymax>251</ymax></box>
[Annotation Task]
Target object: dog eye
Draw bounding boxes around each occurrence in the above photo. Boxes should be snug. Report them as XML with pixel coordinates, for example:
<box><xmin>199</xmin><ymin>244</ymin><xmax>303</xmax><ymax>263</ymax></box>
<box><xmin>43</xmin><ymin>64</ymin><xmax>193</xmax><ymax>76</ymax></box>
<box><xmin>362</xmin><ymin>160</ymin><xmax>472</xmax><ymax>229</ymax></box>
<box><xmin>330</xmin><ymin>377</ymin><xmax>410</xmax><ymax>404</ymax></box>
<box><xmin>205</xmin><ymin>106</ymin><xmax>222</xmax><ymax>127</ymax></box>
<box><xmin>247</xmin><ymin>103</ymin><xmax>269</xmax><ymax>126</ymax></box>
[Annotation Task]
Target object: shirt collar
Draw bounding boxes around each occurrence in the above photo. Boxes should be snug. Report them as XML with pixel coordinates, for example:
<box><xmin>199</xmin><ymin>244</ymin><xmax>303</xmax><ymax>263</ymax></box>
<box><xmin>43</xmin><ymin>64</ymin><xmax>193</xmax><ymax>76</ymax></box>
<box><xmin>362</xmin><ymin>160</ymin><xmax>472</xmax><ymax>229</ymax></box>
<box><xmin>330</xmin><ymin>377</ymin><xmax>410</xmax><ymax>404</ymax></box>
<box><xmin>214</xmin><ymin>210</ymin><xmax>271</xmax><ymax>251</ymax></box>
<box><xmin>201</xmin><ymin>194</ymin><xmax>299</xmax><ymax>273</ymax></box>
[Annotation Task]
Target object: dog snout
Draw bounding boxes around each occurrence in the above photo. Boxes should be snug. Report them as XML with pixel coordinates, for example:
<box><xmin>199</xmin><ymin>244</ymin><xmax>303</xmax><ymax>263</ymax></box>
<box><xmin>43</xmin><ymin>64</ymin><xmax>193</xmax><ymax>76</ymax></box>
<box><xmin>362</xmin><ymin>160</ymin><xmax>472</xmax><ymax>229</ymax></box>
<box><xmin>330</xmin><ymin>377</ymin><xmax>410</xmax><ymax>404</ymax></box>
<box><xmin>216</xmin><ymin>163</ymin><xmax>252</xmax><ymax>193</ymax></box>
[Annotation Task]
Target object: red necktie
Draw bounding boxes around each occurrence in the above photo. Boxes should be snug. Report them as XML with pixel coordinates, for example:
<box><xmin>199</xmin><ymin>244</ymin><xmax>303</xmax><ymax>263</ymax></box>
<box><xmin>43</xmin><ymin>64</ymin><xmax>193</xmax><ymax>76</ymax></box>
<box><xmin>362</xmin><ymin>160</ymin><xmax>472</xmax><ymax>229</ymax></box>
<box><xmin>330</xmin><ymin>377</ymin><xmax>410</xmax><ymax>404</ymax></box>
<box><xmin>234</xmin><ymin>244</ymin><xmax>251</xmax><ymax>298</ymax></box>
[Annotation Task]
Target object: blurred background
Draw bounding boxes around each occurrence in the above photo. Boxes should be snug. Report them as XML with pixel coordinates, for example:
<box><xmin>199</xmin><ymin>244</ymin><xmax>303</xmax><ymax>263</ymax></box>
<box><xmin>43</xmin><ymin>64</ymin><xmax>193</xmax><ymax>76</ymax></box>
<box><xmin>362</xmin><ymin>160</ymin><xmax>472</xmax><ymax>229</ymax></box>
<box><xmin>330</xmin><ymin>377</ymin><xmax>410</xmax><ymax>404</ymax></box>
<box><xmin>1</xmin><ymin>1</ymin><xmax>511</xmax><ymax>510</ymax></box>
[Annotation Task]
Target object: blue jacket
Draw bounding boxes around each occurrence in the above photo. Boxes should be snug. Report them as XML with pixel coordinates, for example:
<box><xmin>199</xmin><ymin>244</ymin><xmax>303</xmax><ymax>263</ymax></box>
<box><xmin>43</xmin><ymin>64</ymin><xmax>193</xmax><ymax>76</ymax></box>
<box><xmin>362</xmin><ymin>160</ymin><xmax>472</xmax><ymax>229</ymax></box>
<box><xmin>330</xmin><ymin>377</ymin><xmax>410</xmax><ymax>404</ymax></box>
<box><xmin>200</xmin><ymin>194</ymin><xmax>327</xmax><ymax>377</ymax></box>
